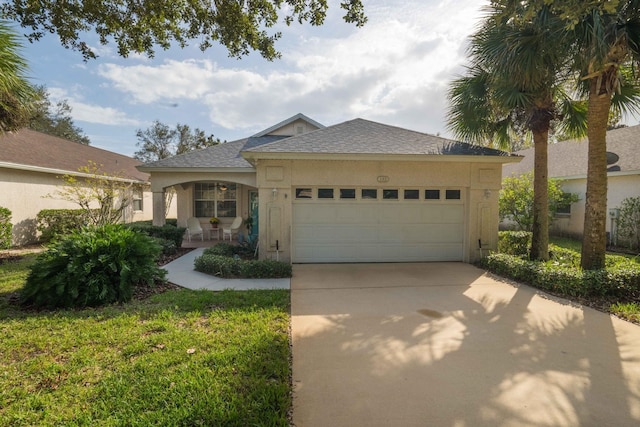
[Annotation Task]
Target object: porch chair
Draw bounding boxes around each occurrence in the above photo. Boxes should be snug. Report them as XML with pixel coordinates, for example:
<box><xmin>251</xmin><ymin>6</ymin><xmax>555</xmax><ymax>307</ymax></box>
<box><xmin>223</xmin><ymin>216</ymin><xmax>243</xmax><ymax>241</ymax></box>
<box><xmin>186</xmin><ymin>217</ymin><xmax>204</xmax><ymax>242</ymax></box>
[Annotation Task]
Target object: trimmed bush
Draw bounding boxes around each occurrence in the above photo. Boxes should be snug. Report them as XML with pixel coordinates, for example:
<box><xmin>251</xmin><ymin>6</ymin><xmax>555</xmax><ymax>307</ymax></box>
<box><xmin>126</xmin><ymin>222</ymin><xmax>186</xmax><ymax>248</ymax></box>
<box><xmin>479</xmin><ymin>252</ymin><xmax>640</xmax><ymax>300</ymax></box>
<box><xmin>36</xmin><ymin>209</ymin><xmax>90</xmax><ymax>242</ymax></box>
<box><xmin>195</xmin><ymin>248</ymin><xmax>292</xmax><ymax>279</ymax></box>
<box><xmin>129</xmin><ymin>218</ymin><xmax>178</xmax><ymax>227</ymax></box>
<box><xmin>203</xmin><ymin>243</ymin><xmax>238</xmax><ymax>257</ymax></box>
<box><xmin>498</xmin><ymin>231</ymin><xmax>532</xmax><ymax>256</ymax></box>
<box><xmin>548</xmin><ymin>244</ymin><xmax>580</xmax><ymax>268</ymax></box>
<box><xmin>153</xmin><ymin>237</ymin><xmax>178</xmax><ymax>255</ymax></box>
<box><xmin>0</xmin><ymin>206</ymin><xmax>12</xmax><ymax>249</ymax></box>
<box><xmin>21</xmin><ymin>225</ymin><xmax>166</xmax><ymax>308</ymax></box>
<box><xmin>194</xmin><ymin>254</ymin><xmax>241</xmax><ymax>277</ymax></box>
<box><xmin>240</xmin><ymin>259</ymin><xmax>293</xmax><ymax>278</ymax></box>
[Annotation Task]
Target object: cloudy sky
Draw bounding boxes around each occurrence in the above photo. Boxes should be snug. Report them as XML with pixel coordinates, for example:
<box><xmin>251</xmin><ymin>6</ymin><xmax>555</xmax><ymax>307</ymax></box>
<box><xmin>19</xmin><ymin>0</ymin><xmax>491</xmax><ymax>156</ymax></box>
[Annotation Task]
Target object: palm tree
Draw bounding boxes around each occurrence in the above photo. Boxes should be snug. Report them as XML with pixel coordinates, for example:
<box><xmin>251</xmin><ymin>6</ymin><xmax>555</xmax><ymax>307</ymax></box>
<box><xmin>488</xmin><ymin>1</ymin><xmax>640</xmax><ymax>269</ymax></box>
<box><xmin>569</xmin><ymin>3</ymin><xmax>640</xmax><ymax>269</ymax></box>
<box><xmin>0</xmin><ymin>21</ymin><xmax>35</xmax><ymax>133</ymax></box>
<box><xmin>447</xmin><ymin>5</ymin><xmax>586</xmax><ymax>261</ymax></box>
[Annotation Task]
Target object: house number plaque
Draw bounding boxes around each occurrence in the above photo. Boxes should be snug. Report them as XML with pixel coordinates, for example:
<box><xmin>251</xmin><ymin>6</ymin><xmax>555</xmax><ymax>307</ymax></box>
<box><xmin>377</xmin><ymin>176</ymin><xmax>390</xmax><ymax>183</ymax></box>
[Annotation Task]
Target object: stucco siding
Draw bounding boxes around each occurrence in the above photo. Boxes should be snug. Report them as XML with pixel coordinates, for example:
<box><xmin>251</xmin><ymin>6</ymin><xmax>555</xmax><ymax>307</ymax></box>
<box><xmin>552</xmin><ymin>174</ymin><xmax>640</xmax><ymax>239</ymax></box>
<box><xmin>1</xmin><ymin>167</ymin><xmax>162</xmax><ymax>246</ymax></box>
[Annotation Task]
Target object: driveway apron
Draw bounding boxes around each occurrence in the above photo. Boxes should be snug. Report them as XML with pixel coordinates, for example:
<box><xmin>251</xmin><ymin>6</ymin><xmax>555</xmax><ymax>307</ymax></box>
<box><xmin>291</xmin><ymin>262</ymin><xmax>640</xmax><ymax>427</ymax></box>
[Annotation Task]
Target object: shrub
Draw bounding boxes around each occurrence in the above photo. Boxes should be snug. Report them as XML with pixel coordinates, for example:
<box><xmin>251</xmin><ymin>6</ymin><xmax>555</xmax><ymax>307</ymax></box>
<box><xmin>0</xmin><ymin>206</ymin><xmax>12</xmax><ymax>249</ymax></box>
<box><xmin>129</xmin><ymin>218</ymin><xmax>178</xmax><ymax>227</ymax></box>
<box><xmin>21</xmin><ymin>225</ymin><xmax>166</xmax><ymax>308</ymax></box>
<box><xmin>203</xmin><ymin>243</ymin><xmax>238</xmax><ymax>257</ymax></box>
<box><xmin>36</xmin><ymin>209</ymin><xmax>90</xmax><ymax>242</ymax></box>
<box><xmin>153</xmin><ymin>237</ymin><xmax>177</xmax><ymax>255</ymax></box>
<box><xmin>548</xmin><ymin>244</ymin><xmax>580</xmax><ymax>268</ymax></box>
<box><xmin>498</xmin><ymin>231</ymin><xmax>532</xmax><ymax>256</ymax></box>
<box><xmin>479</xmin><ymin>252</ymin><xmax>640</xmax><ymax>300</ymax></box>
<box><xmin>126</xmin><ymin>222</ymin><xmax>186</xmax><ymax>248</ymax></box>
<box><xmin>194</xmin><ymin>249</ymin><xmax>292</xmax><ymax>279</ymax></box>
<box><xmin>616</xmin><ymin>196</ymin><xmax>640</xmax><ymax>250</ymax></box>
<box><xmin>194</xmin><ymin>254</ymin><xmax>241</xmax><ymax>277</ymax></box>
<box><xmin>240</xmin><ymin>259</ymin><xmax>292</xmax><ymax>278</ymax></box>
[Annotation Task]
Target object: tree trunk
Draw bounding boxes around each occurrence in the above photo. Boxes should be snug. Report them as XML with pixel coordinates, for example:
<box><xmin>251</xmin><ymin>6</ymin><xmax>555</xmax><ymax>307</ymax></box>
<box><xmin>530</xmin><ymin>127</ymin><xmax>550</xmax><ymax>261</ymax></box>
<box><xmin>581</xmin><ymin>77</ymin><xmax>612</xmax><ymax>270</ymax></box>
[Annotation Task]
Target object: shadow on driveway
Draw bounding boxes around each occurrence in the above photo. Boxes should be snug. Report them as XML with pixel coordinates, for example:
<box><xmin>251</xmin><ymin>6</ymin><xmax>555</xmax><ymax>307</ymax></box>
<box><xmin>291</xmin><ymin>262</ymin><xmax>640</xmax><ymax>427</ymax></box>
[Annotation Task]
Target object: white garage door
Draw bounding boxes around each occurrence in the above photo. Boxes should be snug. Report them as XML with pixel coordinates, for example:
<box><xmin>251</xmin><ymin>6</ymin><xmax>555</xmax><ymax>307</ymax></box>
<box><xmin>292</xmin><ymin>200</ymin><xmax>465</xmax><ymax>263</ymax></box>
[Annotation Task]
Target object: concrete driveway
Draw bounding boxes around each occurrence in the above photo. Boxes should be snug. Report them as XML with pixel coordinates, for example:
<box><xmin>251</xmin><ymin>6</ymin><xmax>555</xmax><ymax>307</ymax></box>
<box><xmin>291</xmin><ymin>263</ymin><xmax>640</xmax><ymax>427</ymax></box>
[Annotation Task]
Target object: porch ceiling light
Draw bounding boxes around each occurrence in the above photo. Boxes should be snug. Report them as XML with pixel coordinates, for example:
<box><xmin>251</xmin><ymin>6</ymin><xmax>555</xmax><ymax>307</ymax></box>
<box><xmin>219</xmin><ymin>184</ymin><xmax>228</xmax><ymax>191</ymax></box>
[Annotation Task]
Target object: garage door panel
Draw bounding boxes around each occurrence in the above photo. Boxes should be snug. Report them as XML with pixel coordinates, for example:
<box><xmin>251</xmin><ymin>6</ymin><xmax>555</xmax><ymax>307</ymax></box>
<box><xmin>292</xmin><ymin>203</ymin><xmax>464</xmax><ymax>262</ymax></box>
<box><xmin>419</xmin><ymin>205</ymin><xmax>464</xmax><ymax>223</ymax></box>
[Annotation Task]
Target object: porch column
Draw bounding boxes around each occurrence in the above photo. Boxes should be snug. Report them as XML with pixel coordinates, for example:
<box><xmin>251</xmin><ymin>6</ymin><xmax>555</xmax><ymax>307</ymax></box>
<box><xmin>152</xmin><ymin>191</ymin><xmax>166</xmax><ymax>226</ymax></box>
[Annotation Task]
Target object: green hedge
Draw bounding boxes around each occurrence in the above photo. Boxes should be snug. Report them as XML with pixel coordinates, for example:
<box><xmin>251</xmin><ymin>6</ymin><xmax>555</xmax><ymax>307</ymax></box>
<box><xmin>36</xmin><ymin>209</ymin><xmax>90</xmax><ymax>242</ymax></box>
<box><xmin>126</xmin><ymin>222</ymin><xmax>186</xmax><ymax>248</ymax></box>
<box><xmin>21</xmin><ymin>225</ymin><xmax>166</xmax><ymax>308</ymax></box>
<box><xmin>498</xmin><ymin>231</ymin><xmax>532</xmax><ymax>256</ymax></box>
<box><xmin>194</xmin><ymin>245</ymin><xmax>292</xmax><ymax>279</ymax></box>
<box><xmin>240</xmin><ymin>259</ymin><xmax>292</xmax><ymax>278</ymax></box>
<box><xmin>194</xmin><ymin>254</ymin><xmax>241</xmax><ymax>278</ymax></box>
<box><xmin>0</xmin><ymin>206</ymin><xmax>12</xmax><ymax>249</ymax></box>
<box><xmin>129</xmin><ymin>219</ymin><xmax>178</xmax><ymax>227</ymax></box>
<box><xmin>479</xmin><ymin>253</ymin><xmax>640</xmax><ymax>300</ymax></box>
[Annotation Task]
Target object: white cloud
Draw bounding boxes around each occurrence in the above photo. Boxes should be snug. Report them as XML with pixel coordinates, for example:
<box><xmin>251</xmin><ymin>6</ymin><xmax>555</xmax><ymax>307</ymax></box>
<box><xmin>93</xmin><ymin>0</ymin><xmax>487</xmax><ymax>135</ymax></box>
<box><xmin>47</xmin><ymin>86</ymin><xmax>143</xmax><ymax>126</ymax></box>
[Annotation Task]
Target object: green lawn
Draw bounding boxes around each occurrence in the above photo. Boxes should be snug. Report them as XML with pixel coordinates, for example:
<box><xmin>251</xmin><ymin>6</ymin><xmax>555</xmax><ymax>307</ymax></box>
<box><xmin>0</xmin><ymin>255</ymin><xmax>291</xmax><ymax>426</ymax></box>
<box><xmin>550</xmin><ymin>236</ymin><xmax>640</xmax><ymax>263</ymax></box>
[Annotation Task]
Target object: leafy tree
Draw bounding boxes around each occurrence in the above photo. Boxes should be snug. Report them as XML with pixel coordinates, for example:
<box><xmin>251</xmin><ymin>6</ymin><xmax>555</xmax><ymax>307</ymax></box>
<box><xmin>1</xmin><ymin>0</ymin><xmax>367</xmax><ymax>60</ymax></box>
<box><xmin>0</xmin><ymin>20</ymin><xmax>36</xmax><ymax>133</ymax></box>
<box><xmin>47</xmin><ymin>161</ymin><xmax>135</xmax><ymax>226</ymax></box>
<box><xmin>447</xmin><ymin>4</ymin><xmax>587</xmax><ymax>261</ymax></box>
<box><xmin>490</xmin><ymin>0</ymin><xmax>640</xmax><ymax>270</ymax></box>
<box><xmin>616</xmin><ymin>197</ymin><xmax>640</xmax><ymax>250</ymax></box>
<box><xmin>134</xmin><ymin>121</ymin><xmax>221</xmax><ymax>216</ymax></box>
<box><xmin>28</xmin><ymin>85</ymin><xmax>91</xmax><ymax>144</ymax></box>
<box><xmin>134</xmin><ymin>121</ymin><xmax>221</xmax><ymax>163</ymax></box>
<box><xmin>500</xmin><ymin>173</ymin><xmax>578</xmax><ymax>233</ymax></box>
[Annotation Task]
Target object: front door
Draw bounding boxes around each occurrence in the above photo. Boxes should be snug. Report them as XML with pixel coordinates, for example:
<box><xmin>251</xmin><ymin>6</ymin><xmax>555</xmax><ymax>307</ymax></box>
<box><xmin>249</xmin><ymin>190</ymin><xmax>259</xmax><ymax>241</ymax></box>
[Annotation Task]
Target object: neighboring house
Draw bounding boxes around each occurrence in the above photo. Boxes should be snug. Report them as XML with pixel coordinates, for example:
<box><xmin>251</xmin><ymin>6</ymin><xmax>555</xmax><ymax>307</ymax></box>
<box><xmin>139</xmin><ymin>114</ymin><xmax>520</xmax><ymax>263</ymax></box>
<box><xmin>0</xmin><ymin>129</ymin><xmax>175</xmax><ymax>246</ymax></box>
<box><xmin>502</xmin><ymin>125</ymin><xmax>640</xmax><ymax>240</ymax></box>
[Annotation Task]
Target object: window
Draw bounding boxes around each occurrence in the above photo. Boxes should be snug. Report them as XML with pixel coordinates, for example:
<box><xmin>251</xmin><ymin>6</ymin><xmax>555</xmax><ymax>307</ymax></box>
<box><xmin>361</xmin><ymin>189</ymin><xmax>377</xmax><ymax>199</ymax></box>
<box><xmin>194</xmin><ymin>183</ymin><xmax>237</xmax><ymax>218</ymax></box>
<box><xmin>318</xmin><ymin>188</ymin><xmax>334</xmax><ymax>199</ymax></box>
<box><xmin>296</xmin><ymin>188</ymin><xmax>312</xmax><ymax>199</ymax></box>
<box><xmin>425</xmin><ymin>189</ymin><xmax>440</xmax><ymax>200</ymax></box>
<box><xmin>556</xmin><ymin>193</ymin><xmax>573</xmax><ymax>215</ymax></box>
<box><xmin>132</xmin><ymin>187</ymin><xmax>143</xmax><ymax>211</ymax></box>
<box><xmin>340</xmin><ymin>188</ymin><xmax>356</xmax><ymax>199</ymax></box>
<box><xmin>445</xmin><ymin>189</ymin><xmax>461</xmax><ymax>200</ymax></box>
<box><xmin>383</xmin><ymin>189</ymin><xmax>398</xmax><ymax>200</ymax></box>
<box><xmin>404</xmin><ymin>189</ymin><xmax>419</xmax><ymax>200</ymax></box>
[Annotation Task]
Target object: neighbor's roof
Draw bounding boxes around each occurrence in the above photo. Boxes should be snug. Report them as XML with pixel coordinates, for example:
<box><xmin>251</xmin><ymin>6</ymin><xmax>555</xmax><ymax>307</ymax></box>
<box><xmin>244</xmin><ymin>118</ymin><xmax>516</xmax><ymax>157</ymax></box>
<box><xmin>0</xmin><ymin>128</ymin><xmax>148</xmax><ymax>182</ymax></box>
<box><xmin>503</xmin><ymin>125</ymin><xmax>640</xmax><ymax>178</ymax></box>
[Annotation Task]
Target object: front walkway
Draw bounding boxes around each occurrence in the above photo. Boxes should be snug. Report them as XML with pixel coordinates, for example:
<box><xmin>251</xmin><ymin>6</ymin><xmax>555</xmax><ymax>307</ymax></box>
<box><xmin>291</xmin><ymin>262</ymin><xmax>640</xmax><ymax>427</ymax></box>
<box><xmin>162</xmin><ymin>247</ymin><xmax>290</xmax><ymax>291</ymax></box>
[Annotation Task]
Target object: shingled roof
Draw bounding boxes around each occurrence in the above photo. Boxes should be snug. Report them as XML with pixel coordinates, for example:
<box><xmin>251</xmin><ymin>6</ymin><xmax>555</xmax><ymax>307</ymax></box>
<box><xmin>138</xmin><ymin>135</ymin><xmax>289</xmax><ymax>170</ymax></box>
<box><xmin>503</xmin><ymin>125</ymin><xmax>640</xmax><ymax>178</ymax></box>
<box><xmin>0</xmin><ymin>129</ymin><xmax>148</xmax><ymax>182</ymax></box>
<box><xmin>244</xmin><ymin>118</ymin><xmax>514</xmax><ymax>156</ymax></box>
